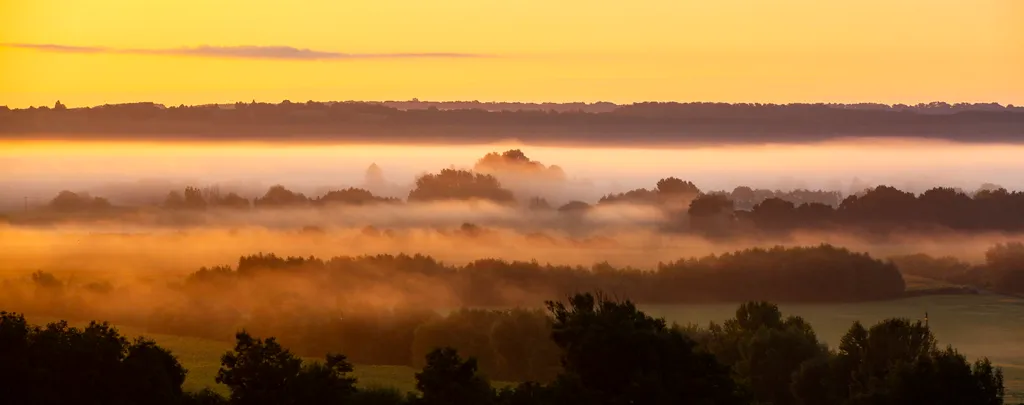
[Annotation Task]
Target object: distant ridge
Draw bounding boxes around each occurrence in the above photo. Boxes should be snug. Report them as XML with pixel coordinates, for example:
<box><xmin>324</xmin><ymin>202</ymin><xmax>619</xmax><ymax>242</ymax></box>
<box><xmin>2</xmin><ymin>100</ymin><xmax>1022</xmax><ymax>145</ymax></box>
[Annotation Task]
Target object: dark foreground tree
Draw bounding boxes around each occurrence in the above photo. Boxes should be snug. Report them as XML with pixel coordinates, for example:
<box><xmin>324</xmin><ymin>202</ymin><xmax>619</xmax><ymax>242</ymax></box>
<box><xmin>0</xmin><ymin>311</ymin><xmax>187</xmax><ymax>405</ymax></box>
<box><xmin>696</xmin><ymin>301</ymin><xmax>826</xmax><ymax>405</ymax></box>
<box><xmin>545</xmin><ymin>293</ymin><xmax>745</xmax><ymax>405</ymax></box>
<box><xmin>413</xmin><ymin>345</ymin><xmax>497</xmax><ymax>405</ymax></box>
<box><xmin>414</xmin><ymin>347</ymin><xmax>495</xmax><ymax>405</ymax></box>
<box><xmin>216</xmin><ymin>331</ymin><xmax>357</xmax><ymax>405</ymax></box>
<box><xmin>792</xmin><ymin>318</ymin><xmax>1005</xmax><ymax>405</ymax></box>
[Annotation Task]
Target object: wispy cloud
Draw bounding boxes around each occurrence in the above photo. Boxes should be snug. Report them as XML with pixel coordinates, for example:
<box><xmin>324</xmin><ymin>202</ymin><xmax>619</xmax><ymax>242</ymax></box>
<box><xmin>2</xmin><ymin>43</ymin><xmax>488</xmax><ymax>60</ymax></box>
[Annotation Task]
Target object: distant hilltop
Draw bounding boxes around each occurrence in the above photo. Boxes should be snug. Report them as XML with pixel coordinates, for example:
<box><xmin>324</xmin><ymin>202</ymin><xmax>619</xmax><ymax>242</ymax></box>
<box><xmin>2</xmin><ymin>100</ymin><xmax>1022</xmax><ymax>145</ymax></box>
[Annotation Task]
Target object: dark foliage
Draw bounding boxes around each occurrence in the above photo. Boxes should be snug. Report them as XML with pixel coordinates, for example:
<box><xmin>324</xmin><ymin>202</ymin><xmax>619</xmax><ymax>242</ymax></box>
<box><xmin>791</xmin><ymin>319</ymin><xmax>1005</xmax><ymax>405</ymax></box>
<box><xmin>253</xmin><ymin>185</ymin><xmax>309</xmax><ymax>208</ymax></box>
<box><xmin>691</xmin><ymin>302</ymin><xmax>827</xmax><ymax>405</ymax></box>
<box><xmin>215</xmin><ymin>331</ymin><xmax>357</xmax><ymax>405</ymax></box>
<box><xmin>4</xmin><ymin>101</ymin><xmax>1022</xmax><ymax>144</ymax></box>
<box><xmin>546</xmin><ymin>293</ymin><xmax>745</xmax><ymax>405</ymax></box>
<box><xmin>1</xmin><ymin>290</ymin><xmax>1010</xmax><ymax>405</ymax></box>
<box><xmin>0</xmin><ymin>311</ymin><xmax>187</xmax><ymax>405</ymax></box>
<box><xmin>890</xmin><ymin>242</ymin><xmax>1024</xmax><ymax>295</ymax></box>
<box><xmin>0</xmin><ymin>245</ymin><xmax>908</xmax><ymax>382</ymax></box>
<box><xmin>315</xmin><ymin>188</ymin><xmax>402</xmax><ymax>206</ymax></box>
<box><xmin>744</xmin><ymin>185</ymin><xmax>1024</xmax><ymax>233</ymax></box>
<box><xmin>413</xmin><ymin>347</ymin><xmax>495</xmax><ymax>405</ymax></box>
<box><xmin>408</xmin><ymin>169</ymin><xmax>515</xmax><ymax>204</ymax></box>
<box><xmin>48</xmin><ymin>190</ymin><xmax>112</xmax><ymax>212</ymax></box>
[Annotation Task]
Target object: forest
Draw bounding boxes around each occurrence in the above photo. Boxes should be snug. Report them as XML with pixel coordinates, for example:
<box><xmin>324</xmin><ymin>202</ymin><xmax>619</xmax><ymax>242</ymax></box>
<box><xmin>2</xmin><ymin>100</ymin><xmax>1023</xmax><ymax>143</ymax></box>
<box><xmin>0</xmin><ymin>292</ymin><xmax>1008</xmax><ymax>405</ymax></box>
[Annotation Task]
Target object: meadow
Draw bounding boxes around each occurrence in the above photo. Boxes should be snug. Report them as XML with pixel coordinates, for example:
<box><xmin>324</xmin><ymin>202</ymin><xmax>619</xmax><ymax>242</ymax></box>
<box><xmin>28</xmin><ymin>293</ymin><xmax>1024</xmax><ymax>401</ymax></box>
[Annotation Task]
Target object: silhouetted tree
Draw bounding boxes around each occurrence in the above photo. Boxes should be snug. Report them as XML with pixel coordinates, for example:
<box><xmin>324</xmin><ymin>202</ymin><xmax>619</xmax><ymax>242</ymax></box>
<box><xmin>657</xmin><ymin>177</ymin><xmax>700</xmax><ymax>196</ymax></box>
<box><xmin>215</xmin><ymin>192</ymin><xmax>251</xmax><ymax>209</ymax></box>
<box><xmin>414</xmin><ymin>347</ymin><xmax>495</xmax><ymax>405</ymax></box>
<box><xmin>0</xmin><ymin>312</ymin><xmax>188</xmax><ymax>405</ymax></box>
<box><xmin>216</xmin><ymin>331</ymin><xmax>357</xmax><ymax>405</ymax></box>
<box><xmin>695</xmin><ymin>302</ymin><xmax>826</xmax><ymax>405</ymax></box>
<box><xmin>792</xmin><ymin>318</ymin><xmax>1005</xmax><ymax>405</ymax></box>
<box><xmin>688</xmin><ymin>193</ymin><xmax>735</xmax><ymax>233</ymax></box>
<box><xmin>48</xmin><ymin>190</ymin><xmax>112</xmax><ymax>212</ymax></box>
<box><xmin>751</xmin><ymin>197</ymin><xmax>797</xmax><ymax>232</ymax></box>
<box><xmin>254</xmin><ymin>185</ymin><xmax>309</xmax><ymax>208</ymax></box>
<box><xmin>315</xmin><ymin>188</ymin><xmax>399</xmax><ymax>206</ymax></box>
<box><xmin>546</xmin><ymin>293</ymin><xmax>744</xmax><ymax>405</ymax></box>
<box><xmin>556</xmin><ymin>201</ymin><xmax>590</xmax><ymax>214</ymax></box>
<box><xmin>408</xmin><ymin>169</ymin><xmax>515</xmax><ymax>204</ymax></box>
<box><xmin>983</xmin><ymin>242</ymin><xmax>1024</xmax><ymax>295</ymax></box>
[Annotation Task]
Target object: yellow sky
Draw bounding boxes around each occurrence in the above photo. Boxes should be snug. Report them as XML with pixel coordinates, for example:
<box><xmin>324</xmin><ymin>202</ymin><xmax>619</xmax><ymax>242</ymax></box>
<box><xmin>1</xmin><ymin>0</ymin><xmax>1022</xmax><ymax>108</ymax></box>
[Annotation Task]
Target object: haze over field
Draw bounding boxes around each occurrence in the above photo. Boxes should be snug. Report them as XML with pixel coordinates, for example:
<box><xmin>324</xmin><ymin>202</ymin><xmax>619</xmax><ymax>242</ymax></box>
<box><xmin>3</xmin><ymin>1</ymin><xmax>1024</xmax><ymax>403</ymax></box>
<box><xmin>4</xmin><ymin>139</ymin><xmax>1024</xmax><ymax>210</ymax></box>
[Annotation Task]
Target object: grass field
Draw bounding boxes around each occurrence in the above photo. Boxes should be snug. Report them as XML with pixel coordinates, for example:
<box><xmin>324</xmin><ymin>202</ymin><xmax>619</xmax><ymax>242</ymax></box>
<box><xmin>24</xmin><ymin>293</ymin><xmax>1024</xmax><ymax>401</ymax></box>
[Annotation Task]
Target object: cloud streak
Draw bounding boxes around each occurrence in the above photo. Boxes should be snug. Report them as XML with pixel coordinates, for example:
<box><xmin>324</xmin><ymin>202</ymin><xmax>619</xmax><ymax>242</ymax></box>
<box><xmin>2</xmin><ymin>43</ymin><xmax>488</xmax><ymax>60</ymax></box>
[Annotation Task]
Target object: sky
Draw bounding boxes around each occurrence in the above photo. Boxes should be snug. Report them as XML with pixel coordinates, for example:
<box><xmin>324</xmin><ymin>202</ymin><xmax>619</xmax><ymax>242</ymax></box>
<box><xmin>1</xmin><ymin>0</ymin><xmax>1022</xmax><ymax>108</ymax></box>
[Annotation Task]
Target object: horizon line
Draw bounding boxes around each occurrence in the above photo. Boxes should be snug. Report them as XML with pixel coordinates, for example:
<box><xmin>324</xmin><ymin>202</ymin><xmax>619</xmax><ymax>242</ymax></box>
<box><xmin>4</xmin><ymin>99</ymin><xmax>1021</xmax><ymax>111</ymax></box>
<box><xmin>2</xmin><ymin>43</ymin><xmax>491</xmax><ymax>61</ymax></box>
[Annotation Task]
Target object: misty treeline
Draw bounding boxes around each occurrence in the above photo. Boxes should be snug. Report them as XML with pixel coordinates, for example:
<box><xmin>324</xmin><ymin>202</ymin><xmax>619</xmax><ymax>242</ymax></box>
<box><xmin>3</xmin><ymin>100</ymin><xmax>1023</xmax><ymax>142</ymax></box>
<box><xmin>0</xmin><ymin>293</ymin><xmax>1008</xmax><ymax>405</ymax></box>
<box><xmin>0</xmin><ymin>245</ymin><xmax>910</xmax><ymax>384</ymax></box>
<box><xmin>12</xmin><ymin>148</ymin><xmax>1024</xmax><ymax>233</ymax></box>
<box><xmin>892</xmin><ymin>242</ymin><xmax>1024</xmax><ymax>296</ymax></box>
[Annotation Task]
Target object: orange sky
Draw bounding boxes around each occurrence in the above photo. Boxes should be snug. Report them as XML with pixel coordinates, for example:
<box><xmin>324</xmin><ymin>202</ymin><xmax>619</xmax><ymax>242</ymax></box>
<box><xmin>1</xmin><ymin>0</ymin><xmax>1022</xmax><ymax>108</ymax></box>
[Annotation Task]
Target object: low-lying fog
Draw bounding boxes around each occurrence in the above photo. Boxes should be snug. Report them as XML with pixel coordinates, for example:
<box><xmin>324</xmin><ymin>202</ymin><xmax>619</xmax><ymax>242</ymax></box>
<box><xmin>2</xmin><ymin>138</ymin><xmax>1023</xmax><ymax>209</ymax></box>
<box><xmin>0</xmin><ymin>215</ymin><xmax>1018</xmax><ymax>277</ymax></box>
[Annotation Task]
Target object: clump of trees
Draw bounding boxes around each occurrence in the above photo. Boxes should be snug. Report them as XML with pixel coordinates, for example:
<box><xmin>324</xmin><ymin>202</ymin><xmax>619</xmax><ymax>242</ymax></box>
<box><xmin>16</xmin><ymin>167</ymin><xmax>1024</xmax><ymax>235</ymax></box>
<box><xmin>48</xmin><ymin>190</ymin><xmax>112</xmax><ymax>212</ymax></box>
<box><xmin>685</xmin><ymin>301</ymin><xmax>1007</xmax><ymax>405</ymax></box>
<box><xmin>215</xmin><ymin>331</ymin><xmax>357</xmax><ymax>405</ymax></box>
<box><xmin>315</xmin><ymin>187</ymin><xmax>401</xmax><ymax>206</ymax></box>
<box><xmin>656</xmin><ymin>245</ymin><xmax>905</xmax><ymax>302</ymax></box>
<box><xmin>0</xmin><ymin>312</ymin><xmax>189</xmax><ymax>405</ymax></box>
<box><xmin>164</xmin><ymin>186</ymin><xmax>250</xmax><ymax>210</ymax></box>
<box><xmin>791</xmin><ymin>319</ymin><xmax>1005</xmax><ymax>405</ymax></box>
<box><xmin>599</xmin><ymin>177</ymin><xmax>700</xmax><ymax>206</ymax></box>
<box><xmin>160</xmin><ymin>185</ymin><xmax>401</xmax><ymax>210</ymax></box>
<box><xmin>689</xmin><ymin>302</ymin><xmax>826</xmax><ymax>405</ymax></box>
<box><xmin>891</xmin><ymin>241</ymin><xmax>1024</xmax><ymax>296</ymax></box>
<box><xmin>744</xmin><ymin>185</ymin><xmax>1024</xmax><ymax>232</ymax></box>
<box><xmin>474</xmin><ymin>149</ymin><xmax>566</xmax><ymax>182</ymax></box>
<box><xmin>408</xmin><ymin>169</ymin><xmax>516</xmax><ymax>204</ymax></box>
<box><xmin>0</xmin><ymin>292</ymin><xmax>1007</xmax><ymax>405</ymax></box>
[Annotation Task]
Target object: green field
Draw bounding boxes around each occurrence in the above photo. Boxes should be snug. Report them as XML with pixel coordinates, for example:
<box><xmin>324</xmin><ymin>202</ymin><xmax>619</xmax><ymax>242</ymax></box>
<box><xmin>25</xmin><ymin>293</ymin><xmax>1024</xmax><ymax>401</ymax></box>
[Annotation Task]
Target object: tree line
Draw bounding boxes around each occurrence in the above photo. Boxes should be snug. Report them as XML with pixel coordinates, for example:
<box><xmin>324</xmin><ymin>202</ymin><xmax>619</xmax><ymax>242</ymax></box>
<box><xmin>184</xmin><ymin>244</ymin><xmax>908</xmax><ymax>305</ymax></box>
<box><xmin>1</xmin><ymin>244</ymin><xmax>913</xmax><ymax>382</ymax></box>
<box><xmin>0</xmin><ymin>292</ymin><xmax>1008</xmax><ymax>405</ymax></box>
<box><xmin>21</xmin><ymin>171</ymin><xmax>1024</xmax><ymax>233</ymax></box>
<box><xmin>3</xmin><ymin>100</ymin><xmax>1023</xmax><ymax>143</ymax></box>
<box><xmin>891</xmin><ymin>242</ymin><xmax>1024</xmax><ymax>296</ymax></box>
